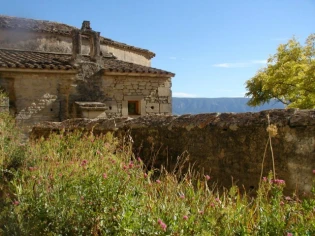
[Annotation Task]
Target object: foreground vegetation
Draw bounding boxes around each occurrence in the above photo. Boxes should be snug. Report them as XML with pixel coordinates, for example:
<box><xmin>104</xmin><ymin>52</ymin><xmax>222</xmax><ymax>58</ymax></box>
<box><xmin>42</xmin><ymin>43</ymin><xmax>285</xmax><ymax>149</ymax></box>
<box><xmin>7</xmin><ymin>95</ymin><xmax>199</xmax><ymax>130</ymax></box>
<box><xmin>1</xmin><ymin>112</ymin><xmax>315</xmax><ymax>235</ymax></box>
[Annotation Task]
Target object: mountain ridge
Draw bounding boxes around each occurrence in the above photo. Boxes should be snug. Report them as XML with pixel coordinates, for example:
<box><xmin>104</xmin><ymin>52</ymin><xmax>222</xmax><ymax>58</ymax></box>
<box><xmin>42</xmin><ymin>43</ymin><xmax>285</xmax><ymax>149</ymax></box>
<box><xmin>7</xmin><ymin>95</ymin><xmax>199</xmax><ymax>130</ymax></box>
<box><xmin>172</xmin><ymin>97</ymin><xmax>285</xmax><ymax>115</ymax></box>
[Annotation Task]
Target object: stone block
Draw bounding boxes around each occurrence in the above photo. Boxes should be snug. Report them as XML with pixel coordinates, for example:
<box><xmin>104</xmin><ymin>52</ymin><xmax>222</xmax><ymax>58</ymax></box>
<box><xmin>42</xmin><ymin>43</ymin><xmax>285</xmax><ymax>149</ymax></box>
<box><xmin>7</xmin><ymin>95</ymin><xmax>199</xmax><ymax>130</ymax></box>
<box><xmin>160</xmin><ymin>103</ymin><xmax>171</xmax><ymax>113</ymax></box>
<box><xmin>146</xmin><ymin>103</ymin><xmax>160</xmax><ymax>113</ymax></box>
<box><xmin>158</xmin><ymin>87</ymin><xmax>171</xmax><ymax>97</ymax></box>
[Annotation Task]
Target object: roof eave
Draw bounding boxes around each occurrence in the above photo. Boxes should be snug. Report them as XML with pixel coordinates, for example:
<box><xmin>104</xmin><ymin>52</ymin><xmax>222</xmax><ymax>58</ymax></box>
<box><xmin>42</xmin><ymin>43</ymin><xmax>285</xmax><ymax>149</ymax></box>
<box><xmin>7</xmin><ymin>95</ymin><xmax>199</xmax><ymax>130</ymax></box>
<box><xmin>0</xmin><ymin>68</ymin><xmax>77</xmax><ymax>74</ymax></box>
<box><xmin>102</xmin><ymin>70</ymin><xmax>175</xmax><ymax>77</ymax></box>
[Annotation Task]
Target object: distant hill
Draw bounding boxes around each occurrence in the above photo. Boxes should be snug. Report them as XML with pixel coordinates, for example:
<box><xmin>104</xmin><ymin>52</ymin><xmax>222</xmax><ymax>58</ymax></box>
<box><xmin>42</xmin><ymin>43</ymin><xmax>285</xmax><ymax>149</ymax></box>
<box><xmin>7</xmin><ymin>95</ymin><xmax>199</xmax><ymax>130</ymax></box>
<box><xmin>172</xmin><ymin>97</ymin><xmax>285</xmax><ymax>115</ymax></box>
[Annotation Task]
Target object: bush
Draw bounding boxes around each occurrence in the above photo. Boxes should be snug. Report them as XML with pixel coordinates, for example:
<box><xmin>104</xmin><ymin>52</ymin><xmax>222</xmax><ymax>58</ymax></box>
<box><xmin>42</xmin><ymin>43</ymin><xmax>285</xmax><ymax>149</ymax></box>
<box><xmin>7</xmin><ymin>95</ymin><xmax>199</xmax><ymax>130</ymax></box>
<box><xmin>0</xmin><ymin>121</ymin><xmax>315</xmax><ymax>234</ymax></box>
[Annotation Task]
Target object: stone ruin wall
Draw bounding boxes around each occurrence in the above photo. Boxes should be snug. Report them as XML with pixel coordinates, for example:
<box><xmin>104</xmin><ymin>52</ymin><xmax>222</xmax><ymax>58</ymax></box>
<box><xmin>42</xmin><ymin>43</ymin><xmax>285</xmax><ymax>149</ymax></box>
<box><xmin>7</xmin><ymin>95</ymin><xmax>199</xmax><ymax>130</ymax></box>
<box><xmin>31</xmin><ymin>109</ymin><xmax>315</xmax><ymax>194</ymax></box>
<box><xmin>0</xmin><ymin>29</ymin><xmax>151</xmax><ymax>66</ymax></box>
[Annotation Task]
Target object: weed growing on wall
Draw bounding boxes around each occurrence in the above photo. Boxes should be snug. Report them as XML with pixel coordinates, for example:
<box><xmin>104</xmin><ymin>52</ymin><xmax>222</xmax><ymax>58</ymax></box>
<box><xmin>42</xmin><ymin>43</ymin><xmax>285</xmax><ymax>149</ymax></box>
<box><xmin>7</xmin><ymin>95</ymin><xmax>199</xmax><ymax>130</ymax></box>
<box><xmin>0</xmin><ymin>114</ymin><xmax>315</xmax><ymax>235</ymax></box>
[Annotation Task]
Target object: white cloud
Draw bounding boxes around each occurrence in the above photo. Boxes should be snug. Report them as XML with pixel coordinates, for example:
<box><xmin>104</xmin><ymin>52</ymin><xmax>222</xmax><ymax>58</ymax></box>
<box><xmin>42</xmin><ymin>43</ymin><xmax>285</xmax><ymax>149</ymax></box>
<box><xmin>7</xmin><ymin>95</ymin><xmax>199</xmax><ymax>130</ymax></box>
<box><xmin>212</xmin><ymin>60</ymin><xmax>267</xmax><ymax>68</ymax></box>
<box><xmin>169</xmin><ymin>56</ymin><xmax>177</xmax><ymax>60</ymax></box>
<box><xmin>173</xmin><ymin>92</ymin><xmax>197</xmax><ymax>97</ymax></box>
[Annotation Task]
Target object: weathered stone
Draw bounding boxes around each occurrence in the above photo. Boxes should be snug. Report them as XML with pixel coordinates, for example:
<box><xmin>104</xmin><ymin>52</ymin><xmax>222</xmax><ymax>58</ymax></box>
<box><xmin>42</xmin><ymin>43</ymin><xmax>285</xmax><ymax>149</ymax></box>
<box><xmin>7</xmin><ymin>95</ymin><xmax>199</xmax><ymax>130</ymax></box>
<box><xmin>31</xmin><ymin>109</ymin><xmax>315</xmax><ymax>194</ymax></box>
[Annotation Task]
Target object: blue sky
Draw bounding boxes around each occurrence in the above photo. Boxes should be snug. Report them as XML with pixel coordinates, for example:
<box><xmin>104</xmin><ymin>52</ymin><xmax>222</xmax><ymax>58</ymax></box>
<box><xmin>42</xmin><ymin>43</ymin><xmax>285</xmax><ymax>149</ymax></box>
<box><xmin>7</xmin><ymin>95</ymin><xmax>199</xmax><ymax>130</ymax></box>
<box><xmin>2</xmin><ymin>0</ymin><xmax>315</xmax><ymax>98</ymax></box>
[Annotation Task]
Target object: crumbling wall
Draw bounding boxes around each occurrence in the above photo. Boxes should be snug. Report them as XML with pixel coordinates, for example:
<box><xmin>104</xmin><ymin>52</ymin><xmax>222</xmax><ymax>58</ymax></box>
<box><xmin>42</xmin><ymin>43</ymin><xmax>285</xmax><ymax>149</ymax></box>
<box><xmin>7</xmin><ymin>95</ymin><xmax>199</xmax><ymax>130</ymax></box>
<box><xmin>31</xmin><ymin>109</ymin><xmax>315</xmax><ymax>194</ymax></box>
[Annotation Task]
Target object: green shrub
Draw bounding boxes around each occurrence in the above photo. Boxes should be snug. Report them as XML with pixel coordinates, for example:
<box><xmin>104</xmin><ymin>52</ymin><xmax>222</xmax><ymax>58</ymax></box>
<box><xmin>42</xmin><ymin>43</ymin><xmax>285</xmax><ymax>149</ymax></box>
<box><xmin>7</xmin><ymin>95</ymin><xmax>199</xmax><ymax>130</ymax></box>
<box><xmin>0</xmin><ymin>121</ymin><xmax>315</xmax><ymax>235</ymax></box>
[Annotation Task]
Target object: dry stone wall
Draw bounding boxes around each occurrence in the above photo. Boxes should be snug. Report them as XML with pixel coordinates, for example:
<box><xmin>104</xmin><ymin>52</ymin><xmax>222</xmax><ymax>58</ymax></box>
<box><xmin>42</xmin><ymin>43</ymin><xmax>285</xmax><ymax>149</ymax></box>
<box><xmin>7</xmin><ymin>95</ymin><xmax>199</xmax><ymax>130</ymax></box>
<box><xmin>31</xmin><ymin>109</ymin><xmax>315</xmax><ymax>194</ymax></box>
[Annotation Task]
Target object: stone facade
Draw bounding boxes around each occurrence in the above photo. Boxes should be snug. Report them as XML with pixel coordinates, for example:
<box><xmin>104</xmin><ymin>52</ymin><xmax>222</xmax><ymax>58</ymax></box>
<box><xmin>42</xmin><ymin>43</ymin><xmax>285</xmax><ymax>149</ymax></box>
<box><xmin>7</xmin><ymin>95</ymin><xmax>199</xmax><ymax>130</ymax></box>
<box><xmin>31</xmin><ymin>109</ymin><xmax>315</xmax><ymax>194</ymax></box>
<box><xmin>0</xmin><ymin>16</ymin><xmax>174</xmax><ymax>130</ymax></box>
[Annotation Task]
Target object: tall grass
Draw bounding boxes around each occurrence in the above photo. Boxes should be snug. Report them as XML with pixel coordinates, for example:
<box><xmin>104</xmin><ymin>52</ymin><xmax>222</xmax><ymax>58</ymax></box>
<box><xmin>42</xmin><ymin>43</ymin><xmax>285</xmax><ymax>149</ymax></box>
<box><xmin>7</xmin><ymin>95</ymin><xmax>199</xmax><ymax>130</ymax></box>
<box><xmin>0</xmin><ymin>112</ymin><xmax>315</xmax><ymax>235</ymax></box>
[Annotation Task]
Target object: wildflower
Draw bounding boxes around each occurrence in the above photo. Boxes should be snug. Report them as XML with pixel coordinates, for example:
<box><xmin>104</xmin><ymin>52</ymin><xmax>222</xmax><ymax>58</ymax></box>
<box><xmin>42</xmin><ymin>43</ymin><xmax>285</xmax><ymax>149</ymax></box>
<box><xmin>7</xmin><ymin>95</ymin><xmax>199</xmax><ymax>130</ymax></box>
<box><xmin>205</xmin><ymin>175</ymin><xmax>211</xmax><ymax>181</ymax></box>
<box><xmin>80</xmin><ymin>160</ymin><xmax>88</xmax><ymax>166</ymax></box>
<box><xmin>313</xmin><ymin>170</ymin><xmax>315</xmax><ymax>174</ymax></box>
<box><xmin>144</xmin><ymin>173</ymin><xmax>148</xmax><ymax>178</ymax></box>
<box><xmin>29</xmin><ymin>167</ymin><xmax>36</xmax><ymax>171</ymax></box>
<box><xmin>123</xmin><ymin>164</ymin><xmax>128</xmax><ymax>170</ymax></box>
<box><xmin>179</xmin><ymin>194</ymin><xmax>185</xmax><ymax>199</ymax></box>
<box><xmin>183</xmin><ymin>215</ymin><xmax>188</xmax><ymax>220</ymax></box>
<box><xmin>198</xmin><ymin>210</ymin><xmax>204</xmax><ymax>215</ymax></box>
<box><xmin>280</xmin><ymin>201</ymin><xmax>284</xmax><ymax>206</ymax></box>
<box><xmin>156</xmin><ymin>180</ymin><xmax>161</xmax><ymax>184</ymax></box>
<box><xmin>129</xmin><ymin>161</ymin><xmax>134</xmax><ymax>168</ymax></box>
<box><xmin>137</xmin><ymin>157</ymin><xmax>142</xmax><ymax>162</ymax></box>
<box><xmin>13</xmin><ymin>200</ymin><xmax>19</xmax><ymax>206</ymax></box>
<box><xmin>102</xmin><ymin>173</ymin><xmax>107</xmax><ymax>179</ymax></box>
<box><xmin>262</xmin><ymin>177</ymin><xmax>267</xmax><ymax>182</ymax></box>
<box><xmin>157</xmin><ymin>219</ymin><xmax>167</xmax><ymax>231</ymax></box>
<box><xmin>287</xmin><ymin>233</ymin><xmax>293</xmax><ymax>236</ymax></box>
<box><xmin>273</xmin><ymin>179</ymin><xmax>285</xmax><ymax>185</ymax></box>
<box><xmin>210</xmin><ymin>203</ymin><xmax>215</xmax><ymax>207</ymax></box>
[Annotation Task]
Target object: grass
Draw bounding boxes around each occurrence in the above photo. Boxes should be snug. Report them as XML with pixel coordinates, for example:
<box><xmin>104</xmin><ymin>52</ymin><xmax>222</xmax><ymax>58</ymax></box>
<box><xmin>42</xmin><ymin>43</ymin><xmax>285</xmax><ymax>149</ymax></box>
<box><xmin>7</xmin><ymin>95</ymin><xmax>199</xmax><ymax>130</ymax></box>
<box><xmin>0</xmin><ymin>112</ymin><xmax>315</xmax><ymax>235</ymax></box>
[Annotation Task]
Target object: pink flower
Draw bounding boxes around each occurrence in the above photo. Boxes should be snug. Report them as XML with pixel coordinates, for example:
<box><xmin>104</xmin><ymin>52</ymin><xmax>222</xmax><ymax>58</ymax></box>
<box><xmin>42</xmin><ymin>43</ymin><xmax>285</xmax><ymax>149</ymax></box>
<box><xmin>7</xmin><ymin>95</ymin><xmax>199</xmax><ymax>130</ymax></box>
<box><xmin>129</xmin><ymin>161</ymin><xmax>134</xmax><ymax>168</ymax></box>
<box><xmin>156</xmin><ymin>179</ymin><xmax>161</xmax><ymax>184</ymax></box>
<box><xmin>205</xmin><ymin>175</ymin><xmax>211</xmax><ymax>181</ymax></box>
<box><xmin>280</xmin><ymin>201</ymin><xmax>284</xmax><ymax>206</ymax></box>
<box><xmin>157</xmin><ymin>219</ymin><xmax>167</xmax><ymax>231</ymax></box>
<box><xmin>262</xmin><ymin>177</ymin><xmax>267</xmax><ymax>182</ymax></box>
<box><xmin>137</xmin><ymin>157</ymin><xmax>142</xmax><ymax>162</ymax></box>
<box><xmin>144</xmin><ymin>173</ymin><xmax>148</xmax><ymax>178</ymax></box>
<box><xmin>29</xmin><ymin>167</ymin><xmax>35</xmax><ymax>171</ymax></box>
<box><xmin>273</xmin><ymin>179</ymin><xmax>285</xmax><ymax>185</ymax></box>
<box><xmin>287</xmin><ymin>233</ymin><xmax>293</xmax><ymax>236</ymax></box>
<box><xmin>13</xmin><ymin>200</ymin><xmax>19</xmax><ymax>205</ymax></box>
<box><xmin>179</xmin><ymin>194</ymin><xmax>185</xmax><ymax>199</ymax></box>
<box><xmin>198</xmin><ymin>210</ymin><xmax>204</xmax><ymax>215</ymax></box>
<box><xmin>183</xmin><ymin>215</ymin><xmax>188</xmax><ymax>220</ymax></box>
<box><xmin>102</xmin><ymin>173</ymin><xmax>107</xmax><ymax>179</ymax></box>
<box><xmin>313</xmin><ymin>170</ymin><xmax>315</xmax><ymax>174</ymax></box>
<box><xmin>80</xmin><ymin>160</ymin><xmax>88</xmax><ymax>166</ymax></box>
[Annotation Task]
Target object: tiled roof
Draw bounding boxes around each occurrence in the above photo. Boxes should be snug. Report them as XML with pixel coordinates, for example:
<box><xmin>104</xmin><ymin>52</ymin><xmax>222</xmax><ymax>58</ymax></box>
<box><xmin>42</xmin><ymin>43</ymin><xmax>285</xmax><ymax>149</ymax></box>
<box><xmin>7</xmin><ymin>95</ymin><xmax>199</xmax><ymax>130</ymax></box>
<box><xmin>0</xmin><ymin>48</ymin><xmax>75</xmax><ymax>70</ymax></box>
<box><xmin>102</xmin><ymin>58</ymin><xmax>175</xmax><ymax>76</ymax></box>
<box><xmin>0</xmin><ymin>49</ymin><xmax>175</xmax><ymax>76</ymax></box>
<box><xmin>0</xmin><ymin>15</ymin><xmax>155</xmax><ymax>59</ymax></box>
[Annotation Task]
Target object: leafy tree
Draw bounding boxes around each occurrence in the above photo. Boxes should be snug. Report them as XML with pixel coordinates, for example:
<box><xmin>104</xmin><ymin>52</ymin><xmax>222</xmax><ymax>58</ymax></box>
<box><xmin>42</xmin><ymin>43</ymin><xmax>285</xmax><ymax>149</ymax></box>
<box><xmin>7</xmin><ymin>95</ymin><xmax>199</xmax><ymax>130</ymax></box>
<box><xmin>246</xmin><ymin>34</ymin><xmax>315</xmax><ymax>109</ymax></box>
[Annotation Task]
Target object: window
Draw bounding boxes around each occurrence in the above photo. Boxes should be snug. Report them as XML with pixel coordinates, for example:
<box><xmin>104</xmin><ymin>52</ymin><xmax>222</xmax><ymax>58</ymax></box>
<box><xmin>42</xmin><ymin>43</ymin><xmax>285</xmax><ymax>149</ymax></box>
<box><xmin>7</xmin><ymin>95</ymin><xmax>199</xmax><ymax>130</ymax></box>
<box><xmin>128</xmin><ymin>101</ymin><xmax>140</xmax><ymax>115</ymax></box>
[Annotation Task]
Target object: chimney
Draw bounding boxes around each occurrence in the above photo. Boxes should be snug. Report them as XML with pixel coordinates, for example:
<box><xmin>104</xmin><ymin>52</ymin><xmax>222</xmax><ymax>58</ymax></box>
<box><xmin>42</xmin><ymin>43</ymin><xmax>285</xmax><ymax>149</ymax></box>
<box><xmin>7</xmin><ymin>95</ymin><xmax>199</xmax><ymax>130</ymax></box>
<box><xmin>71</xmin><ymin>29</ymin><xmax>81</xmax><ymax>61</ymax></box>
<box><xmin>81</xmin><ymin>21</ymin><xmax>101</xmax><ymax>62</ymax></box>
<box><xmin>71</xmin><ymin>21</ymin><xmax>101</xmax><ymax>62</ymax></box>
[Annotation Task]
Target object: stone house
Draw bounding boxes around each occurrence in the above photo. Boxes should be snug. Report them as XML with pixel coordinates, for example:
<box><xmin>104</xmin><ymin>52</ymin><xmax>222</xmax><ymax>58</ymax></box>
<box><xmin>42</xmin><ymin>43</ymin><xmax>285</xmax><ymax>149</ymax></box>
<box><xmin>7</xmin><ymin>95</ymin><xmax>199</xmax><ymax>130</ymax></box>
<box><xmin>0</xmin><ymin>15</ymin><xmax>174</xmax><ymax>128</ymax></box>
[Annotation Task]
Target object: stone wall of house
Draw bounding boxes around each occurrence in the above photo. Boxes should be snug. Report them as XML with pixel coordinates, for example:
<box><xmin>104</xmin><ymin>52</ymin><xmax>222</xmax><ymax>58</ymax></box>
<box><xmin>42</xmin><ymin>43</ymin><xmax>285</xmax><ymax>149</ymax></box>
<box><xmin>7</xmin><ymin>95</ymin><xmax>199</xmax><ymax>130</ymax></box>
<box><xmin>31</xmin><ymin>109</ymin><xmax>315</xmax><ymax>194</ymax></box>
<box><xmin>0</xmin><ymin>71</ymin><xmax>76</xmax><ymax>132</ymax></box>
<box><xmin>100</xmin><ymin>45</ymin><xmax>151</xmax><ymax>66</ymax></box>
<box><xmin>100</xmin><ymin>75</ymin><xmax>172</xmax><ymax>118</ymax></box>
<box><xmin>0</xmin><ymin>29</ymin><xmax>151</xmax><ymax>66</ymax></box>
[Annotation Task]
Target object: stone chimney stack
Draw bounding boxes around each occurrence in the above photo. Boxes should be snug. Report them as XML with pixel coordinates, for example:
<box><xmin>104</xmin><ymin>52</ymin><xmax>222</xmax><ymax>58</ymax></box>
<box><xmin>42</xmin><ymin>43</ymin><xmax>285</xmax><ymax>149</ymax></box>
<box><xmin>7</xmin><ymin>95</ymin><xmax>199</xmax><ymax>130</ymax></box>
<box><xmin>71</xmin><ymin>29</ymin><xmax>82</xmax><ymax>61</ymax></box>
<box><xmin>71</xmin><ymin>21</ymin><xmax>101</xmax><ymax>62</ymax></box>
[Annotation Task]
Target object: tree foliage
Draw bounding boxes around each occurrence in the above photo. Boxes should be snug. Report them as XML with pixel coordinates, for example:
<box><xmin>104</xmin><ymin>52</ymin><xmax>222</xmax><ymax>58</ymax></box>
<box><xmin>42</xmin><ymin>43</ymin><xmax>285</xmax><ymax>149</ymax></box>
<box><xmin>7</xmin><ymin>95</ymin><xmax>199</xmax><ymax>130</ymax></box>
<box><xmin>246</xmin><ymin>34</ymin><xmax>315</xmax><ymax>109</ymax></box>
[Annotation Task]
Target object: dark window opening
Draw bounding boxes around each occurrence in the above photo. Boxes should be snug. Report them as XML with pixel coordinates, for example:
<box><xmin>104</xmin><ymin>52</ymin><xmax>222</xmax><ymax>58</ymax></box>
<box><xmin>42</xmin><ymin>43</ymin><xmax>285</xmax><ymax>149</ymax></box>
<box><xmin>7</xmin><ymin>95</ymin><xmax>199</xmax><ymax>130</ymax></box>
<box><xmin>128</xmin><ymin>101</ymin><xmax>140</xmax><ymax>115</ymax></box>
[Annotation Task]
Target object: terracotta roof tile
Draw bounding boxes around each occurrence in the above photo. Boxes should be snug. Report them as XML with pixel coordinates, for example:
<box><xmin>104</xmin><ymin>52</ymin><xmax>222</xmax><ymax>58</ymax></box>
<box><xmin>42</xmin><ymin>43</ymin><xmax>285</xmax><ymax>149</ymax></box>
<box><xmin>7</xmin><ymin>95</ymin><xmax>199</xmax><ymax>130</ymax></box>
<box><xmin>102</xmin><ymin>58</ymin><xmax>175</xmax><ymax>76</ymax></box>
<box><xmin>0</xmin><ymin>48</ymin><xmax>75</xmax><ymax>70</ymax></box>
<box><xmin>0</xmin><ymin>15</ymin><xmax>155</xmax><ymax>59</ymax></box>
<box><xmin>0</xmin><ymin>49</ymin><xmax>174</xmax><ymax>76</ymax></box>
